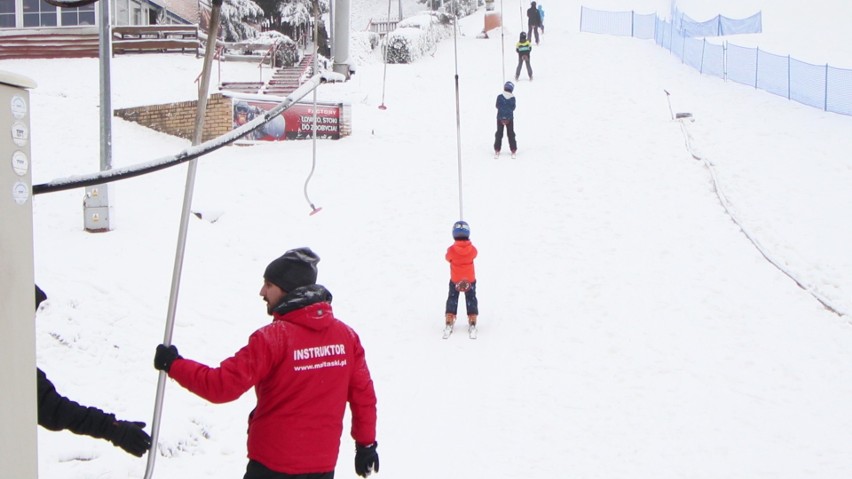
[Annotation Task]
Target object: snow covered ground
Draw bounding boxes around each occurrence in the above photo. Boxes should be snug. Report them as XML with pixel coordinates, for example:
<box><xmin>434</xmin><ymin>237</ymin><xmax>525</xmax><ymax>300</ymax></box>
<box><xmin>4</xmin><ymin>0</ymin><xmax>852</xmax><ymax>478</ymax></box>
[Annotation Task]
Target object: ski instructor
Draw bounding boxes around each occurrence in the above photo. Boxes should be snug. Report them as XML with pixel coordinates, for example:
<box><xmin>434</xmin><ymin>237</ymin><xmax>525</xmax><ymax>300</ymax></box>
<box><xmin>153</xmin><ymin>247</ymin><xmax>379</xmax><ymax>479</ymax></box>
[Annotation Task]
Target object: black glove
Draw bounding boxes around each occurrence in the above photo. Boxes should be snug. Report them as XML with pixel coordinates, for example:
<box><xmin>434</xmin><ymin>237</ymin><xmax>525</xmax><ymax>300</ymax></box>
<box><xmin>355</xmin><ymin>441</ymin><xmax>379</xmax><ymax>477</ymax></box>
<box><xmin>154</xmin><ymin>344</ymin><xmax>181</xmax><ymax>372</ymax></box>
<box><xmin>107</xmin><ymin>420</ymin><xmax>152</xmax><ymax>457</ymax></box>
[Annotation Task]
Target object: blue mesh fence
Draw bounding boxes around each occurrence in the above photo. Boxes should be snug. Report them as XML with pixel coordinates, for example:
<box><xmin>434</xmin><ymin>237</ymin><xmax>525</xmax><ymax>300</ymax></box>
<box><xmin>633</xmin><ymin>13</ymin><xmax>656</xmax><ymax>40</ymax></box>
<box><xmin>580</xmin><ymin>6</ymin><xmax>852</xmax><ymax>116</ymax></box>
<box><xmin>726</xmin><ymin>43</ymin><xmax>757</xmax><ymax>87</ymax></box>
<box><xmin>827</xmin><ymin>67</ymin><xmax>852</xmax><ymax>115</ymax></box>
<box><xmin>720</xmin><ymin>12</ymin><xmax>762</xmax><ymax>35</ymax></box>
<box><xmin>680</xmin><ymin>14</ymin><xmax>720</xmax><ymax>37</ymax></box>
<box><xmin>670</xmin><ymin>31</ymin><xmax>686</xmax><ymax>59</ymax></box>
<box><xmin>790</xmin><ymin>59</ymin><xmax>827</xmax><ymax>110</ymax></box>
<box><xmin>682</xmin><ymin>37</ymin><xmax>704</xmax><ymax>71</ymax></box>
<box><xmin>702</xmin><ymin>42</ymin><xmax>724</xmax><ymax>79</ymax></box>
<box><xmin>675</xmin><ymin>10</ymin><xmax>761</xmax><ymax>37</ymax></box>
<box><xmin>579</xmin><ymin>6</ymin><xmax>633</xmax><ymax>36</ymax></box>
<box><xmin>756</xmin><ymin>50</ymin><xmax>789</xmax><ymax>99</ymax></box>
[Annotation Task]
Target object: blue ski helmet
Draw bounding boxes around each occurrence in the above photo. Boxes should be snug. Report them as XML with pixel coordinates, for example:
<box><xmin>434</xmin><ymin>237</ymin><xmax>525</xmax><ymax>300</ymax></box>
<box><xmin>504</xmin><ymin>81</ymin><xmax>515</xmax><ymax>93</ymax></box>
<box><xmin>452</xmin><ymin>220</ymin><xmax>470</xmax><ymax>239</ymax></box>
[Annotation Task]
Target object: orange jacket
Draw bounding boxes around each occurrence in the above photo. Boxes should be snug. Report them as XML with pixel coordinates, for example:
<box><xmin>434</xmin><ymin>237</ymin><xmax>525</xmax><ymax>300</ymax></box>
<box><xmin>446</xmin><ymin>240</ymin><xmax>477</xmax><ymax>283</ymax></box>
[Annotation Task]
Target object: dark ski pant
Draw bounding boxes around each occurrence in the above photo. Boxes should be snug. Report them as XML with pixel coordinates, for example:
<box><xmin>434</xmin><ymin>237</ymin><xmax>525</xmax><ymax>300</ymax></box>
<box><xmin>494</xmin><ymin>119</ymin><xmax>517</xmax><ymax>153</ymax></box>
<box><xmin>515</xmin><ymin>55</ymin><xmax>532</xmax><ymax>80</ymax></box>
<box><xmin>244</xmin><ymin>460</ymin><xmax>333</xmax><ymax>479</ymax></box>
<box><xmin>445</xmin><ymin>280</ymin><xmax>478</xmax><ymax>316</ymax></box>
<box><xmin>527</xmin><ymin>23</ymin><xmax>540</xmax><ymax>44</ymax></box>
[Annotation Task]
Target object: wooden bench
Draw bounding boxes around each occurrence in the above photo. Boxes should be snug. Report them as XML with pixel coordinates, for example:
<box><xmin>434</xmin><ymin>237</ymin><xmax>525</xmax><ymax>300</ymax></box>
<box><xmin>112</xmin><ymin>25</ymin><xmax>200</xmax><ymax>56</ymax></box>
<box><xmin>0</xmin><ymin>29</ymin><xmax>99</xmax><ymax>59</ymax></box>
<box><xmin>366</xmin><ymin>19</ymin><xmax>400</xmax><ymax>37</ymax></box>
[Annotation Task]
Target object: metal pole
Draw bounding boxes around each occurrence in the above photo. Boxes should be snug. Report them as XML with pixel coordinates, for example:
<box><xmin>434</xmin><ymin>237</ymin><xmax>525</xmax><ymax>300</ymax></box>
<box><xmin>452</xmin><ymin>12</ymin><xmax>463</xmax><ymax>220</ymax></box>
<box><xmin>329</xmin><ymin>0</ymin><xmax>334</xmax><ymax>60</ymax></box>
<box><xmin>98</xmin><ymin>0</ymin><xmax>112</xmax><ymax>173</ymax></box>
<box><xmin>500</xmin><ymin>0</ymin><xmax>505</xmax><ymax>84</ymax></box>
<box><xmin>143</xmin><ymin>2</ymin><xmax>222</xmax><ymax>478</ymax></box>
<box><xmin>378</xmin><ymin>0</ymin><xmax>393</xmax><ymax>109</ymax></box>
<box><xmin>304</xmin><ymin>0</ymin><xmax>322</xmax><ymax>215</ymax></box>
<box><xmin>332</xmin><ymin>0</ymin><xmax>351</xmax><ymax>78</ymax></box>
<box><xmin>85</xmin><ymin>0</ymin><xmax>114</xmax><ymax>232</ymax></box>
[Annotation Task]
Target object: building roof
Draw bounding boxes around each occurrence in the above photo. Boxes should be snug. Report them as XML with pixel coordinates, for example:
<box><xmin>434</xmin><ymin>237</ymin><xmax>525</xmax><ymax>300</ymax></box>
<box><xmin>149</xmin><ymin>0</ymin><xmax>199</xmax><ymax>24</ymax></box>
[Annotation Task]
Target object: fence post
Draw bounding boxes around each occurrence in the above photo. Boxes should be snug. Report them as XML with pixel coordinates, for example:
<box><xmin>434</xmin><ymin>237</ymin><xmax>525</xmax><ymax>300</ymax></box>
<box><xmin>824</xmin><ymin>63</ymin><xmax>829</xmax><ymax>111</ymax></box>
<box><xmin>754</xmin><ymin>47</ymin><xmax>759</xmax><ymax>88</ymax></box>
<box><xmin>579</xmin><ymin>6</ymin><xmax>583</xmax><ymax>32</ymax></box>
<box><xmin>699</xmin><ymin>38</ymin><xmax>705</xmax><ymax>74</ymax></box>
<box><xmin>631</xmin><ymin>11</ymin><xmax>634</xmax><ymax>37</ymax></box>
<box><xmin>787</xmin><ymin>55</ymin><xmax>791</xmax><ymax>99</ymax></box>
<box><xmin>669</xmin><ymin>18</ymin><xmax>674</xmax><ymax>54</ymax></box>
<box><xmin>723</xmin><ymin>41</ymin><xmax>727</xmax><ymax>81</ymax></box>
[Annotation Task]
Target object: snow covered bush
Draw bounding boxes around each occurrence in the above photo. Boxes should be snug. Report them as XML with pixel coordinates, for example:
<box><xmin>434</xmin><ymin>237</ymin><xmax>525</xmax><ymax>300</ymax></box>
<box><xmin>268</xmin><ymin>32</ymin><xmax>300</xmax><ymax>67</ymax></box>
<box><xmin>418</xmin><ymin>0</ymin><xmax>482</xmax><ymax>16</ymax></box>
<box><xmin>385</xmin><ymin>13</ymin><xmax>452</xmax><ymax>64</ymax></box>
<box><xmin>439</xmin><ymin>0</ymin><xmax>481</xmax><ymax>17</ymax></box>
<box><xmin>224</xmin><ymin>30</ymin><xmax>300</xmax><ymax>67</ymax></box>
<box><xmin>350</xmin><ymin>31</ymin><xmax>381</xmax><ymax>66</ymax></box>
<box><xmin>220</xmin><ymin>0</ymin><xmax>265</xmax><ymax>42</ymax></box>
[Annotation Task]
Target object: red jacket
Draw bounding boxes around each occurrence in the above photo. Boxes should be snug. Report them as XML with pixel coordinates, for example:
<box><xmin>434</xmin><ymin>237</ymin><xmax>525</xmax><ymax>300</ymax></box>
<box><xmin>168</xmin><ymin>288</ymin><xmax>377</xmax><ymax>474</ymax></box>
<box><xmin>446</xmin><ymin>239</ymin><xmax>477</xmax><ymax>283</ymax></box>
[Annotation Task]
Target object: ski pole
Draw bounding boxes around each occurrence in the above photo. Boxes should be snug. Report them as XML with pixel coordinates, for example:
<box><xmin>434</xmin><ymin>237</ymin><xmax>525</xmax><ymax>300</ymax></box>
<box><xmin>664</xmin><ymin>89</ymin><xmax>674</xmax><ymax>120</ymax></box>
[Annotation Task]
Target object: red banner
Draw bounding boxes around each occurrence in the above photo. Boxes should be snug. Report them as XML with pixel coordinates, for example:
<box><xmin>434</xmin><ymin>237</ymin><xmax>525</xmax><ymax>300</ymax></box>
<box><xmin>233</xmin><ymin>99</ymin><xmax>342</xmax><ymax>141</ymax></box>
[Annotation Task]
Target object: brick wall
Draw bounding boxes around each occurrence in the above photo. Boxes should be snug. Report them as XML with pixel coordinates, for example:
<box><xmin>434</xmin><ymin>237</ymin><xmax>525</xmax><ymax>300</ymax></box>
<box><xmin>114</xmin><ymin>93</ymin><xmax>232</xmax><ymax>143</ymax></box>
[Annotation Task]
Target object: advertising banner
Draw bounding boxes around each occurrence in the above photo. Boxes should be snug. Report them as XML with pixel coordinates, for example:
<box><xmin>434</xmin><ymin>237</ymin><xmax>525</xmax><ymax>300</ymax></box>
<box><xmin>233</xmin><ymin>99</ymin><xmax>342</xmax><ymax>141</ymax></box>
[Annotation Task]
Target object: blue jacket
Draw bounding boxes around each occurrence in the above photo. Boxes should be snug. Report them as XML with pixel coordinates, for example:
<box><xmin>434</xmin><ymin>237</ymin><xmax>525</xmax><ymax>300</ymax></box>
<box><xmin>496</xmin><ymin>92</ymin><xmax>516</xmax><ymax>120</ymax></box>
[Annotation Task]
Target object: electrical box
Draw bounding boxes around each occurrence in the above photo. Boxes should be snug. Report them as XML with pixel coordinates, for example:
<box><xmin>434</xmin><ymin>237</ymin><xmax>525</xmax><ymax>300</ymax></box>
<box><xmin>84</xmin><ymin>183</ymin><xmax>113</xmax><ymax>232</ymax></box>
<box><xmin>0</xmin><ymin>69</ymin><xmax>38</xmax><ymax>479</ymax></box>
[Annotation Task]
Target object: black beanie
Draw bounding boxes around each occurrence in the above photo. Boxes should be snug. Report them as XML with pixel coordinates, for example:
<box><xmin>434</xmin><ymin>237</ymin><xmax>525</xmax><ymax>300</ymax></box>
<box><xmin>35</xmin><ymin>284</ymin><xmax>47</xmax><ymax>310</ymax></box>
<box><xmin>263</xmin><ymin>247</ymin><xmax>320</xmax><ymax>293</ymax></box>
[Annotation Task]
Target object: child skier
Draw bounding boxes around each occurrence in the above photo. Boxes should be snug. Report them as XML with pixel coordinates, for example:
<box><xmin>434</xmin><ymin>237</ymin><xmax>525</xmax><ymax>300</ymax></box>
<box><xmin>494</xmin><ymin>81</ymin><xmax>517</xmax><ymax>158</ymax></box>
<box><xmin>444</xmin><ymin>220</ymin><xmax>479</xmax><ymax>339</ymax></box>
<box><xmin>515</xmin><ymin>31</ymin><xmax>533</xmax><ymax>81</ymax></box>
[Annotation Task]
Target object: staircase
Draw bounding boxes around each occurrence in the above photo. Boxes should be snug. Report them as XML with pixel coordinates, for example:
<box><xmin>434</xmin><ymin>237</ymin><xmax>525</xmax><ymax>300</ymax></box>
<box><xmin>262</xmin><ymin>54</ymin><xmax>314</xmax><ymax>96</ymax></box>
<box><xmin>218</xmin><ymin>54</ymin><xmax>314</xmax><ymax>96</ymax></box>
<box><xmin>219</xmin><ymin>81</ymin><xmax>266</xmax><ymax>94</ymax></box>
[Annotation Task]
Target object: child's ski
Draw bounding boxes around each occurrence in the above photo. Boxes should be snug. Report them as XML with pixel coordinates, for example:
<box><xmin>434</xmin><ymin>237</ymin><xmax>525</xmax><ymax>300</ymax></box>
<box><xmin>442</xmin><ymin>324</ymin><xmax>453</xmax><ymax>339</ymax></box>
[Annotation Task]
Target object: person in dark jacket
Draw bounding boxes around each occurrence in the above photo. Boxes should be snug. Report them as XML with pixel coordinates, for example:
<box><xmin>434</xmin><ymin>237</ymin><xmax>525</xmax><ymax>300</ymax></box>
<box><xmin>154</xmin><ymin>247</ymin><xmax>379</xmax><ymax>479</ymax></box>
<box><xmin>515</xmin><ymin>31</ymin><xmax>533</xmax><ymax>81</ymax></box>
<box><xmin>35</xmin><ymin>285</ymin><xmax>152</xmax><ymax>457</ymax></box>
<box><xmin>527</xmin><ymin>1</ymin><xmax>542</xmax><ymax>45</ymax></box>
<box><xmin>494</xmin><ymin>81</ymin><xmax>517</xmax><ymax>158</ymax></box>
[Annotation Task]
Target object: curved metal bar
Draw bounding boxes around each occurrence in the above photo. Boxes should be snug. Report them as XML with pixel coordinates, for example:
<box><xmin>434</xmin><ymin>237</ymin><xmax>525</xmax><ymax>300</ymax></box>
<box><xmin>32</xmin><ymin>73</ymin><xmax>335</xmax><ymax>196</ymax></box>
<box><xmin>42</xmin><ymin>0</ymin><xmax>99</xmax><ymax>7</ymax></box>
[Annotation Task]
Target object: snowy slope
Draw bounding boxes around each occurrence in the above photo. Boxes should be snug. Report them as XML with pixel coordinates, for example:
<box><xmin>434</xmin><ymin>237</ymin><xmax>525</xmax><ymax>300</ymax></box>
<box><xmin>4</xmin><ymin>0</ymin><xmax>852</xmax><ymax>478</ymax></box>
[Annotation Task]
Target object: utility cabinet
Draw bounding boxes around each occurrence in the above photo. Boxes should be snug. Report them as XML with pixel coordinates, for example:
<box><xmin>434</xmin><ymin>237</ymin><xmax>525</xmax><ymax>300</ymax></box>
<box><xmin>0</xmin><ymin>69</ymin><xmax>38</xmax><ymax>479</ymax></box>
